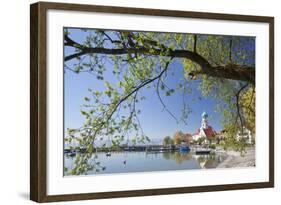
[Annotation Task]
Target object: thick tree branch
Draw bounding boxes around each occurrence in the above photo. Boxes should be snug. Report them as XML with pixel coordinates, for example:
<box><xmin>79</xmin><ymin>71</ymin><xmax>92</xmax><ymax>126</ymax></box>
<box><xmin>235</xmin><ymin>83</ymin><xmax>249</xmax><ymax>133</ymax></box>
<box><xmin>64</xmin><ymin>34</ymin><xmax>255</xmax><ymax>84</ymax></box>
<box><xmin>194</xmin><ymin>34</ymin><xmax>197</xmax><ymax>53</ymax></box>
<box><xmin>192</xmin><ymin>64</ymin><xmax>255</xmax><ymax>84</ymax></box>
<box><xmin>229</xmin><ymin>38</ymin><xmax>233</xmax><ymax>62</ymax></box>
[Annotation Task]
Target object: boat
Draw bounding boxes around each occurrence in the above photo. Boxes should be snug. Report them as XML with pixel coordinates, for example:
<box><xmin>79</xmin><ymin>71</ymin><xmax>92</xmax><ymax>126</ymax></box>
<box><xmin>68</xmin><ymin>150</ymin><xmax>76</xmax><ymax>157</ymax></box>
<box><xmin>179</xmin><ymin>145</ymin><xmax>190</xmax><ymax>153</ymax></box>
<box><xmin>106</xmin><ymin>152</ymin><xmax>111</xmax><ymax>157</ymax></box>
<box><xmin>195</xmin><ymin>148</ymin><xmax>211</xmax><ymax>155</ymax></box>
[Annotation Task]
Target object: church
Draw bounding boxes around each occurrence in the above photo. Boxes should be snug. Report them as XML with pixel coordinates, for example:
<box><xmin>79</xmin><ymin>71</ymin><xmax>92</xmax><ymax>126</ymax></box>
<box><xmin>192</xmin><ymin>112</ymin><xmax>217</xmax><ymax>144</ymax></box>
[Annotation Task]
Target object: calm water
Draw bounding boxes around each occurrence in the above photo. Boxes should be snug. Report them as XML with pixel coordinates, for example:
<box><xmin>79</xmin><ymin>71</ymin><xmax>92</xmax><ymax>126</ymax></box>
<box><xmin>64</xmin><ymin>151</ymin><xmax>226</xmax><ymax>175</ymax></box>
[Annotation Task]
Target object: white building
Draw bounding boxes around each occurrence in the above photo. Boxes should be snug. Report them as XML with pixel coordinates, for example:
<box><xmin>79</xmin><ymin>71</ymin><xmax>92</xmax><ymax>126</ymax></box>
<box><xmin>236</xmin><ymin>127</ymin><xmax>253</xmax><ymax>144</ymax></box>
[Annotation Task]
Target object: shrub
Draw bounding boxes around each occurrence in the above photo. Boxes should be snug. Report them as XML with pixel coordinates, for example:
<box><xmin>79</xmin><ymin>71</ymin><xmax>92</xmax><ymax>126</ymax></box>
<box><xmin>209</xmin><ymin>144</ymin><xmax>216</xmax><ymax>149</ymax></box>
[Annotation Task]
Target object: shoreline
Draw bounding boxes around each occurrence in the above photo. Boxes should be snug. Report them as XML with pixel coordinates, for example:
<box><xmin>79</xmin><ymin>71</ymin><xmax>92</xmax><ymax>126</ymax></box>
<box><xmin>216</xmin><ymin>147</ymin><xmax>255</xmax><ymax>168</ymax></box>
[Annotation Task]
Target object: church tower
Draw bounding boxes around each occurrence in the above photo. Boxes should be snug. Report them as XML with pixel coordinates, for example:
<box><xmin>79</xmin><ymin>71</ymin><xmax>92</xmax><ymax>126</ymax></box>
<box><xmin>192</xmin><ymin>111</ymin><xmax>216</xmax><ymax>142</ymax></box>
<box><xmin>201</xmin><ymin>111</ymin><xmax>208</xmax><ymax>129</ymax></box>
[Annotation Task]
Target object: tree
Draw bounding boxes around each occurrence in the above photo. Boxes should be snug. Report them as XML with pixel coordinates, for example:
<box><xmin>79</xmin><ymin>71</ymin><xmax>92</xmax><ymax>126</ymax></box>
<box><xmin>182</xmin><ymin>133</ymin><xmax>192</xmax><ymax>143</ymax></box>
<box><xmin>163</xmin><ymin>136</ymin><xmax>173</xmax><ymax>146</ymax></box>
<box><xmin>173</xmin><ymin>131</ymin><xmax>184</xmax><ymax>145</ymax></box>
<box><xmin>196</xmin><ymin>137</ymin><xmax>206</xmax><ymax>146</ymax></box>
<box><xmin>64</xmin><ymin>28</ymin><xmax>255</xmax><ymax>175</ymax></box>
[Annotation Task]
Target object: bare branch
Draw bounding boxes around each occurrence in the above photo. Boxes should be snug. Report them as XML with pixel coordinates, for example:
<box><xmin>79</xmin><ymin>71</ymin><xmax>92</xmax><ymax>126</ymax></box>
<box><xmin>156</xmin><ymin>71</ymin><xmax>181</xmax><ymax>124</ymax></box>
<box><xmin>100</xmin><ymin>31</ymin><xmax>122</xmax><ymax>44</ymax></box>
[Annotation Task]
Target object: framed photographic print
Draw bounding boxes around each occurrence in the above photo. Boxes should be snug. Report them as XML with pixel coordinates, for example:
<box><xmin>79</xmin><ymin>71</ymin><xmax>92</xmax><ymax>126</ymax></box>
<box><xmin>30</xmin><ymin>1</ymin><xmax>274</xmax><ymax>202</ymax></box>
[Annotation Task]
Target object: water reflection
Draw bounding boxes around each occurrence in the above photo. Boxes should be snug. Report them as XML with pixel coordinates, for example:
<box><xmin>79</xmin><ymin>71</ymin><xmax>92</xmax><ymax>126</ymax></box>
<box><xmin>193</xmin><ymin>153</ymin><xmax>224</xmax><ymax>168</ymax></box>
<box><xmin>162</xmin><ymin>151</ymin><xmax>193</xmax><ymax>164</ymax></box>
<box><xmin>64</xmin><ymin>151</ymin><xmax>226</xmax><ymax>175</ymax></box>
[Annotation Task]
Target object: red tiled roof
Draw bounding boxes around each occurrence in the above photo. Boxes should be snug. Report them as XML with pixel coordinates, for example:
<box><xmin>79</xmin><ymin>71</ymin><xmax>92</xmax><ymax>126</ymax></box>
<box><xmin>194</xmin><ymin>127</ymin><xmax>216</xmax><ymax>139</ymax></box>
<box><xmin>203</xmin><ymin>127</ymin><xmax>216</xmax><ymax>139</ymax></box>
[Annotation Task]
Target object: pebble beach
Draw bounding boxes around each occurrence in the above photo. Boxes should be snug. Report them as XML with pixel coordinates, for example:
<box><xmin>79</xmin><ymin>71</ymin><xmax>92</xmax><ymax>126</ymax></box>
<box><xmin>217</xmin><ymin>147</ymin><xmax>255</xmax><ymax>168</ymax></box>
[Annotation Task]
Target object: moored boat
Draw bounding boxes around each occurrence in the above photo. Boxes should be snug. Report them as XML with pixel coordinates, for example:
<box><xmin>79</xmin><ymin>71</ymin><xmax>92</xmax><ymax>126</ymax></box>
<box><xmin>195</xmin><ymin>148</ymin><xmax>211</xmax><ymax>155</ymax></box>
<box><xmin>179</xmin><ymin>145</ymin><xmax>190</xmax><ymax>153</ymax></box>
<box><xmin>68</xmin><ymin>150</ymin><xmax>76</xmax><ymax>157</ymax></box>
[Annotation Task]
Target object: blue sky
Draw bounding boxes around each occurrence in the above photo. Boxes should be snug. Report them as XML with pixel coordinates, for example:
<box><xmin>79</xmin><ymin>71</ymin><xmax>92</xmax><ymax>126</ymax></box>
<box><xmin>64</xmin><ymin>29</ymin><xmax>231</xmax><ymax>142</ymax></box>
<box><xmin>64</xmin><ymin>61</ymin><xmax>222</xmax><ymax>139</ymax></box>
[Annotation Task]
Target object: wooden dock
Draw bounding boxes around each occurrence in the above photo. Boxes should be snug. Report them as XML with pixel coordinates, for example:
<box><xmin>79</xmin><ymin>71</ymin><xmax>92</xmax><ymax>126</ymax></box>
<box><xmin>64</xmin><ymin>144</ymin><xmax>178</xmax><ymax>154</ymax></box>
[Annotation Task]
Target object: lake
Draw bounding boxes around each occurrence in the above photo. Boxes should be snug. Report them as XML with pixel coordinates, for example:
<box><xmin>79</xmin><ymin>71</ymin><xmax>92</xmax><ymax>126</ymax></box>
<box><xmin>64</xmin><ymin>151</ymin><xmax>227</xmax><ymax>176</ymax></box>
